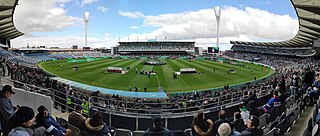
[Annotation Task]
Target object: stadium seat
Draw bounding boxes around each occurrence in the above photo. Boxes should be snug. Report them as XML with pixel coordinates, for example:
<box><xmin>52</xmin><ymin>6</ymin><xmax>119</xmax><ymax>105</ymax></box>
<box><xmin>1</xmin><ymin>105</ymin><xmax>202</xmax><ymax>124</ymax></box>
<box><xmin>132</xmin><ymin>130</ymin><xmax>145</xmax><ymax>136</ymax></box>
<box><xmin>115</xmin><ymin>128</ymin><xmax>132</xmax><ymax>136</ymax></box>
<box><xmin>67</xmin><ymin>123</ymin><xmax>81</xmax><ymax>136</ymax></box>
<box><xmin>55</xmin><ymin>117</ymin><xmax>67</xmax><ymax>128</ymax></box>
<box><xmin>265</xmin><ymin>128</ymin><xmax>276</xmax><ymax>136</ymax></box>
<box><xmin>81</xmin><ymin>130</ymin><xmax>97</xmax><ymax>136</ymax></box>
<box><xmin>171</xmin><ymin>130</ymin><xmax>184</xmax><ymax>136</ymax></box>
<box><xmin>270</xmin><ymin>120</ymin><xmax>279</xmax><ymax>130</ymax></box>
<box><xmin>312</xmin><ymin>124</ymin><xmax>319</xmax><ymax>136</ymax></box>
<box><xmin>184</xmin><ymin>128</ymin><xmax>192</xmax><ymax>136</ymax></box>
<box><xmin>259</xmin><ymin>113</ymin><xmax>268</xmax><ymax>128</ymax></box>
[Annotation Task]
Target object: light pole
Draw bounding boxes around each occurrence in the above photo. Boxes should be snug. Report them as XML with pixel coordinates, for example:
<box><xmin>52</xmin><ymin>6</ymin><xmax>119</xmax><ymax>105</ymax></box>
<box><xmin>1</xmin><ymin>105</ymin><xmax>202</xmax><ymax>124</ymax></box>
<box><xmin>84</xmin><ymin>12</ymin><xmax>90</xmax><ymax>47</ymax></box>
<box><xmin>214</xmin><ymin>7</ymin><xmax>221</xmax><ymax>48</ymax></box>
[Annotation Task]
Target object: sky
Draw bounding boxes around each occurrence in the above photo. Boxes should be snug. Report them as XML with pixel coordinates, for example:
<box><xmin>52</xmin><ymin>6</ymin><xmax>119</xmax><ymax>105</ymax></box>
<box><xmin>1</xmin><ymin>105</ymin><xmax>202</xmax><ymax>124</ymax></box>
<box><xmin>11</xmin><ymin>0</ymin><xmax>299</xmax><ymax>51</ymax></box>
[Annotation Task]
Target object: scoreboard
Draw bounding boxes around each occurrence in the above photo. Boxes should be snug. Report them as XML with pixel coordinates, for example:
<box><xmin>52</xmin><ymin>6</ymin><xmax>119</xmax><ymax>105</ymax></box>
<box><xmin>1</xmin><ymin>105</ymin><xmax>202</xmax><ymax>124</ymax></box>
<box><xmin>208</xmin><ymin>47</ymin><xmax>219</xmax><ymax>53</ymax></box>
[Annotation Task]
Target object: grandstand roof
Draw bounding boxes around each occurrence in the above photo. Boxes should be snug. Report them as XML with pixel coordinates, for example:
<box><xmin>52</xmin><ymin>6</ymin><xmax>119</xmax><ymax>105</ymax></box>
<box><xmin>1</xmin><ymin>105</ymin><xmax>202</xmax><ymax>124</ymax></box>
<box><xmin>0</xmin><ymin>0</ymin><xmax>23</xmax><ymax>40</ymax></box>
<box><xmin>230</xmin><ymin>0</ymin><xmax>320</xmax><ymax>47</ymax></box>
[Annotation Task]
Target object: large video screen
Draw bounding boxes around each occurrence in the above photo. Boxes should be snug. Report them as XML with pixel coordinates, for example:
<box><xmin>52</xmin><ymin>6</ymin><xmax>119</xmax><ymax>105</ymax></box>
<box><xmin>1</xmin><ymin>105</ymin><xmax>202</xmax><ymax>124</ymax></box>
<box><xmin>208</xmin><ymin>47</ymin><xmax>219</xmax><ymax>53</ymax></box>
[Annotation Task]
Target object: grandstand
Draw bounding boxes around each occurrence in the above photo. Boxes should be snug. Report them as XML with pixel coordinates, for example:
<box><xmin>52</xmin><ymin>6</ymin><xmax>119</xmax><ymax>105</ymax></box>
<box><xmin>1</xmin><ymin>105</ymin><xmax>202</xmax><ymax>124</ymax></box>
<box><xmin>230</xmin><ymin>0</ymin><xmax>320</xmax><ymax>57</ymax></box>
<box><xmin>1</xmin><ymin>0</ymin><xmax>320</xmax><ymax>136</ymax></box>
<box><xmin>117</xmin><ymin>41</ymin><xmax>195</xmax><ymax>55</ymax></box>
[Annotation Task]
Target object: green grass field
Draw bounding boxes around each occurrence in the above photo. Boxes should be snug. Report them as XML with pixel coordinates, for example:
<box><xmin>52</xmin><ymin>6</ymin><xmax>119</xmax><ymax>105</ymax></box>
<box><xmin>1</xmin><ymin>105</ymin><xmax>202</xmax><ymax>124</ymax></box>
<box><xmin>38</xmin><ymin>58</ymin><xmax>274</xmax><ymax>92</ymax></box>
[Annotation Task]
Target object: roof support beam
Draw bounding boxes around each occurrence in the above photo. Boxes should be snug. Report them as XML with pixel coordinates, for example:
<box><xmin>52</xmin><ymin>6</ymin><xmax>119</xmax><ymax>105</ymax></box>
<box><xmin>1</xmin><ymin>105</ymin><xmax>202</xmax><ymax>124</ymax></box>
<box><xmin>0</xmin><ymin>20</ymin><xmax>11</xmax><ymax>26</ymax></box>
<box><xmin>0</xmin><ymin>6</ymin><xmax>13</xmax><ymax>12</ymax></box>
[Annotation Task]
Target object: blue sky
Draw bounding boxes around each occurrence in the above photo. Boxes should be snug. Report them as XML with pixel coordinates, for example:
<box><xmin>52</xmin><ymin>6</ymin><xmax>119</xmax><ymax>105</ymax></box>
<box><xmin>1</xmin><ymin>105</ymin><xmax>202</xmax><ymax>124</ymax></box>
<box><xmin>12</xmin><ymin>0</ymin><xmax>299</xmax><ymax>50</ymax></box>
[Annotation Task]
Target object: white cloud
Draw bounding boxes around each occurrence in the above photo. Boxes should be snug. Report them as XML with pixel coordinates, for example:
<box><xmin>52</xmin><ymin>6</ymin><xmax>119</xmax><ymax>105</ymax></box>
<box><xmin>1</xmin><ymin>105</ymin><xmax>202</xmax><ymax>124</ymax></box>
<box><xmin>127</xmin><ymin>6</ymin><xmax>298</xmax><ymax>50</ymax></box>
<box><xmin>130</xmin><ymin>26</ymin><xmax>140</xmax><ymax>29</ymax></box>
<box><xmin>12</xmin><ymin>6</ymin><xmax>298</xmax><ymax>51</ymax></box>
<box><xmin>81</xmin><ymin>0</ymin><xmax>99</xmax><ymax>6</ymax></box>
<box><xmin>13</xmin><ymin>0</ymin><xmax>82</xmax><ymax>33</ymax></box>
<box><xmin>118</xmin><ymin>11</ymin><xmax>145</xmax><ymax>19</ymax></box>
<box><xmin>54</xmin><ymin>0</ymin><xmax>73</xmax><ymax>3</ymax></box>
<box><xmin>97</xmin><ymin>6</ymin><xmax>108</xmax><ymax>13</ymax></box>
<box><xmin>12</xmin><ymin>34</ymin><xmax>116</xmax><ymax>49</ymax></box>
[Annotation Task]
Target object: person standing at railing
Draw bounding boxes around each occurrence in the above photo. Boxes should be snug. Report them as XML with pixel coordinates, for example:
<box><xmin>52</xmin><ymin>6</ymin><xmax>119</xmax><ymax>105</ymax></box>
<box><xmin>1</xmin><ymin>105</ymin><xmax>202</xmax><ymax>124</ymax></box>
<box><xmin>82</xmin><ymin>100</ymin><xmax>89</xmax><ymax>117</ymax></box>
<box><xmin>0</xmin><ymin>85</ymin><xmax>17</xmax><ymax>136</ymax></box>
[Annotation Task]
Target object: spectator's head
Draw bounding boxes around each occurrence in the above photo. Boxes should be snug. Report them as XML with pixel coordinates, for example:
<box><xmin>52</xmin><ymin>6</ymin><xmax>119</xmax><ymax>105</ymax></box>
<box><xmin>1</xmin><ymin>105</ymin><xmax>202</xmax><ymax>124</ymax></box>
<box><xmin>273</xmin><ymin>90</ymin><xmax>279</xmax><ymax>98</ymax></box>
<box><xmin>247</xmin><ymin>115</ymin><xmax>259</xmax><ymax>129</ymax></box>
<box><xmin>218</xmin><ymin>123</ymin><xmax>231</xmax><ymax>136</ymax></box>
<box><xmin>14</xmin><ymin>106</ymin><xmax>35</xmax><ymax>127</ymax></box>
<box><xmin>239</xmin><ymin>105</ymin><xmax>247</xmax><ymax>112</ymax></box>
<box><xmin>89</xmin><ymin>112</ymin><xmax>104</xmax><ymax>127</ymax></box>
<box><xmin>75</xmin><ymin>105</ymin><xmax>83</xmax><ymax>114</ymax></box>
<box><xmin>248</xmin><ymin>101</ymin><xmax>256</xmax><ymax>109</ymax></box>
<box><xmin>152</xmin><ymin>116</ymin><xmax>163</xmax><ymax>128</ymax></box>
<box><xmin>37</xmin><ymin>105</ymin><xmax>49</xmax><ymax>117</ymax></box>
<box><xmin>234</xmin><ymin>112</ymin><xmax>241</xmax><ymax>120</ymax></box>
<box><xmin>193</xmin><ymin>111</ymin><xmax>205</xmax><ymax>126</ymax></box>
<box><xmin>219</xmin><ymin>110</ymin><xmax>226</xmax><ymax>119</ymax></box>
<box><xmin>313</xmin><ymin>86</ymin><xmax>319</xmax><ymax>92</ymax></box>
<box><xmin>1</xmin><ymin>85</ymin><xmax>15</xmax><ymax>98</ymax></box>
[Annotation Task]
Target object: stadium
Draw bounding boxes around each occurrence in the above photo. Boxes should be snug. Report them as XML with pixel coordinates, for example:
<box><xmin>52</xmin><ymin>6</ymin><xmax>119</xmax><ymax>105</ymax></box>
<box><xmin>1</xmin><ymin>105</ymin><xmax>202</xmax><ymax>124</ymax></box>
<box><xmin>0</xmin><ymin>0</ymin><xmax>320</xmax><ymax>136</ymax></box>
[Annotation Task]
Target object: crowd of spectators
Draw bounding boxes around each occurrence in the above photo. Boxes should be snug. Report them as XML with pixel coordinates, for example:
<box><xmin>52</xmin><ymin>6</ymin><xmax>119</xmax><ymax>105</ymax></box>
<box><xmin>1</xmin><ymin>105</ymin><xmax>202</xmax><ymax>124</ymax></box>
<box><xmin>2</xmin><ymin>49</ymin><xmax>320</xmax><ymax>135</ymax></box>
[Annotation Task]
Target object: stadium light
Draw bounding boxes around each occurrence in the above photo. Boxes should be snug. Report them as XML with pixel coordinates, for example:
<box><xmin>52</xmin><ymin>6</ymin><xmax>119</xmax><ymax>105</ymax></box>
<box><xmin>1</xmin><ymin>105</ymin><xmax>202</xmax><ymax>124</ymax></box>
<box><xmin>84</xmin><ymin>12</ymin><xmax>90</xmax><ymax>47</ymax></box>
<box><xmin>214</xmin><ymin>7</ymin><xmax>221</xmax><ymax>48</ymax></box>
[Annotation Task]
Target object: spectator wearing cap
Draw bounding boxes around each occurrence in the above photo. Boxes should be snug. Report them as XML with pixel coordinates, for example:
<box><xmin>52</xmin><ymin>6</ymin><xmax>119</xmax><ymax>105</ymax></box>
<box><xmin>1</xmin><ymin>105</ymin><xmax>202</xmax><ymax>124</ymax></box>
<box><xmin>84</xmin><ymin>112</ymin><xmax>111</xmax><ymax>136</ymax></box>
<box><xmin>8</xmin><ymin>106</ymin><xmax>47</xmax><ymax>136</ymax></box>
<box><xmin>191</xmin><ymin>111</ymin><xmax>213</xmax><ymax>136</ymax></box>
<box><xmin>68</xmin><ymin>105</ymin><xmax>86</xmax><ymax>130</ymax></box>
<box><xmin>0</xmin><ymin>85</ymin><xmax>17</xmax><ymax>136</ymax></box>
<box><xmin>218</xmin><ymin>123</ymin><xmax>232</xmax><ymax>136</ymax></box>
<box><xmin>143</xmin><ymin>116</ymin><xmax>173</xmax><ymax>136</ymax></box>
<box><xmin>238</xmin><ymin>115</ymin><xmax>263</xmax><ymax>136</ymax></box>
<box><xmin>35</xmin><ymin>105</ymin><xmax>71</xmax><ymax>136</ymax></box>
<box><xmin>240</xmin><ymin>106</ymin><xmax>250</xmax><ymax>125</ymax></box>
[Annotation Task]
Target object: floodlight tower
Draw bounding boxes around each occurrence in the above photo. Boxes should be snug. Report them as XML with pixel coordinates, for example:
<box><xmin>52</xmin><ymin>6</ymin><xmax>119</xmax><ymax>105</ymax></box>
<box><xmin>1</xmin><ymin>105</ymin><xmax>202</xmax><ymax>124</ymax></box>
<box><xmin>214</xmin><ymin>7</ymin><xmax>221</xmax><ymax>47</ymax></box>
<box><xmin>84</xmin><ymin>12</ymin><xmax>90</xmax><ymax>47</ymax></box>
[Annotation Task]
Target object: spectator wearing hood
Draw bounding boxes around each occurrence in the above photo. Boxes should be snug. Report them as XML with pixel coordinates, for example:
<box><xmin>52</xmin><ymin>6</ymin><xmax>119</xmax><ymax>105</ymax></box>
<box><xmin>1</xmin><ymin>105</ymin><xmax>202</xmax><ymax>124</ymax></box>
<box><xmin>8</xmin><ymin>106</ymin><xmax>47</xmax><ymax>136</ymax></box>
<box><xmin>35</xmin><ymin>105</ymin><xmax>71</xmax><ymax>136</ymax></box>
<box><xmin>84</xmin><ymin>112</ymin><xmax>111</xmax><ymax>136</ymax></box>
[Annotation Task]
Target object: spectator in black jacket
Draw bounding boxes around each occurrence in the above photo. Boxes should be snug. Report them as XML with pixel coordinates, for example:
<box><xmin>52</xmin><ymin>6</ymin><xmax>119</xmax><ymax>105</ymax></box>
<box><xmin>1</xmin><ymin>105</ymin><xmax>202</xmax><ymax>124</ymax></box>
<box><xmin>239</xmin><ymin>115</ymin><xmax>263</xmax><ymax>136</ymax></box>
<box><xmin>144</xmin><ymin>116</ymin><xmax>173</xmax><ymax>136</ymax></box>
<box><xmin>231</xmin><ymin>112</ymin><xmax>245</xmax><ymax>133</ymax></box>
<box><xmin>303</xmin><ymin>67</ymin><xmax>315</xmax><ymax>92</ymax></box>
<box><xmin>213</xmin><ymin>110</ymin><xmax>232</xmax><ymax>135</ymax></box>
